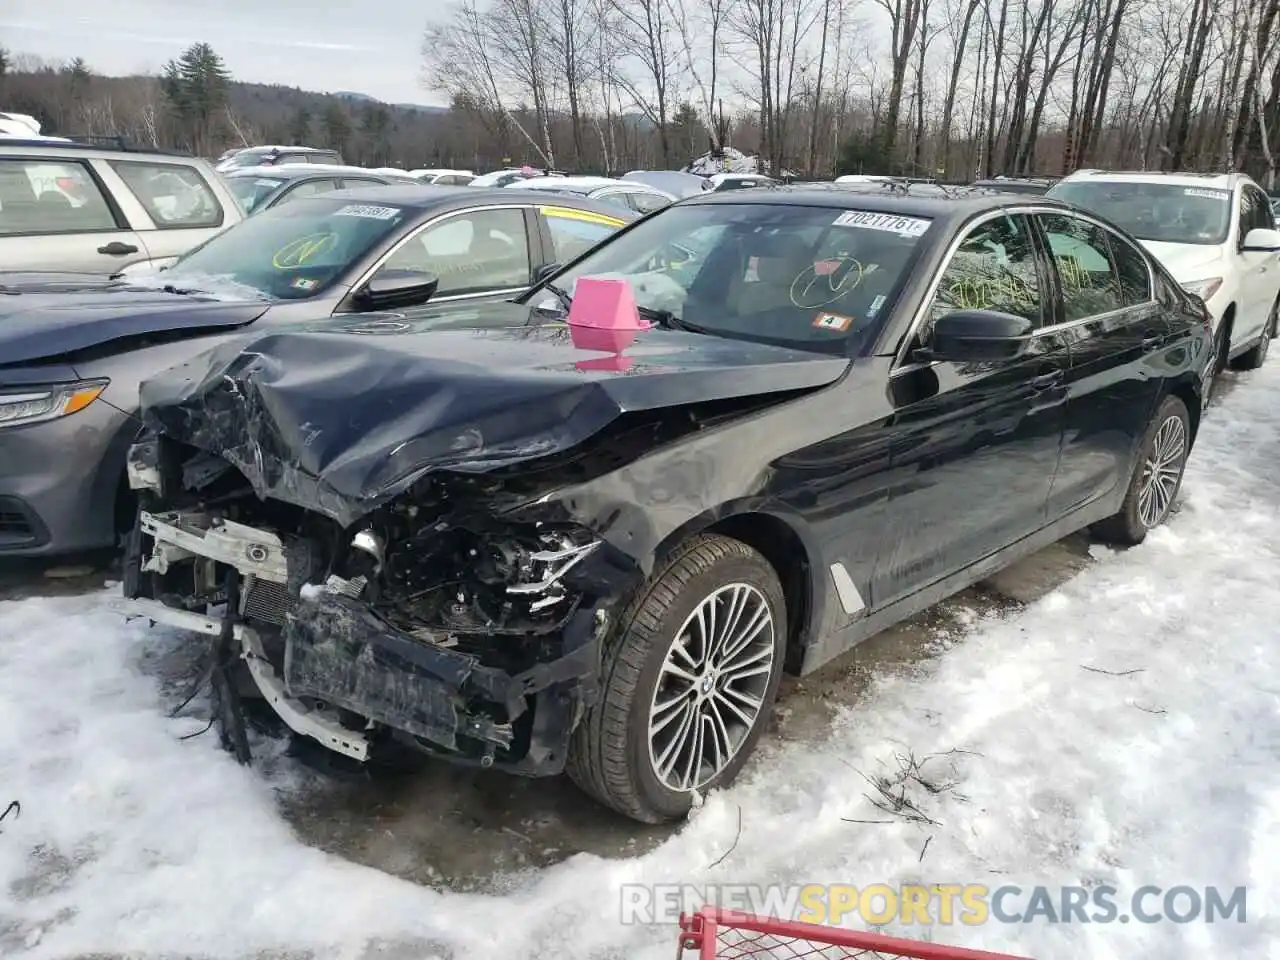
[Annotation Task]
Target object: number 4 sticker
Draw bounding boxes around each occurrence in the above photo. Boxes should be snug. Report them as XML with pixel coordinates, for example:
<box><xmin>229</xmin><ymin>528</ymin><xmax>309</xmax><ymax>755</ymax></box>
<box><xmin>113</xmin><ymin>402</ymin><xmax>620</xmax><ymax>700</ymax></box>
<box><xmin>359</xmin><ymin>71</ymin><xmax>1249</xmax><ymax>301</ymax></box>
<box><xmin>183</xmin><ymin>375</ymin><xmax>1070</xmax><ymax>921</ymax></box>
<box><xmin>813</xmin><ymin>312</ymin><xmax>853</xmax><ymax>331</ymax></box>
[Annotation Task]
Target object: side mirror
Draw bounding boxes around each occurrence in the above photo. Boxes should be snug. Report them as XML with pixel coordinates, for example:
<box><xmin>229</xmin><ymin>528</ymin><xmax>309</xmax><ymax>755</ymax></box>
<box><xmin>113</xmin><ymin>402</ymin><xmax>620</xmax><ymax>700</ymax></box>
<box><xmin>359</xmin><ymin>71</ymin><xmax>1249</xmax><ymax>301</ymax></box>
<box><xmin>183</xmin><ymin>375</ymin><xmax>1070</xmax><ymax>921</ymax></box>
<box><xmin>1242</xmin><ymin>227</ymin><xmax>1280</xmax><ymax>252</ymax></box>
<box><xmin>533</xmin><ymin>262</ymin><xmax>562</xmax><ymax>285</ymax></box>
<box><xmin>353</xmin><ymin>270</ymin><xmax>439</xmax><ymax>310</ymax></box>
<box><xmin>918</xmin><ymin>309</ymin><xmax>1034</xmax><ymax>363</ymax></box>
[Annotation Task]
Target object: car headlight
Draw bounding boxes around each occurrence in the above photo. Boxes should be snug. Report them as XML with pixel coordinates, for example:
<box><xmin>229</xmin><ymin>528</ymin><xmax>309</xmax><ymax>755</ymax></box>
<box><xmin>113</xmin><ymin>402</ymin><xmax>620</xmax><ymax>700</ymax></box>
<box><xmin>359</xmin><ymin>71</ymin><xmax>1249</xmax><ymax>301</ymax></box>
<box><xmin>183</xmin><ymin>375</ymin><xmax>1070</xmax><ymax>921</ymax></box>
<box><xmin>1181</xmin><ymin>277</ymin><xmax>1223</xmax><ymax>301</ymax></box>
<box><xmin>0</xmin><ymin>379</ymin><xmax>109</xmax><ymax>428</ymax></box>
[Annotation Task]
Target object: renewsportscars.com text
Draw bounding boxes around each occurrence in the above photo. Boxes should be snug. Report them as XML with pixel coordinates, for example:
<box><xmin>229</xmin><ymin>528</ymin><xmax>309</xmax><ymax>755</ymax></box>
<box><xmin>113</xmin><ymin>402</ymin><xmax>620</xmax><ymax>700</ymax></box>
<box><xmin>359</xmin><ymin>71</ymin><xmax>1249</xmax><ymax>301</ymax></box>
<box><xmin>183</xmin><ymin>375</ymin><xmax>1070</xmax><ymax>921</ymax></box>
<box><xmin>619</xmin><ymin>883</ymin><xmax>1248</xmax><ymax>926</ymax></box>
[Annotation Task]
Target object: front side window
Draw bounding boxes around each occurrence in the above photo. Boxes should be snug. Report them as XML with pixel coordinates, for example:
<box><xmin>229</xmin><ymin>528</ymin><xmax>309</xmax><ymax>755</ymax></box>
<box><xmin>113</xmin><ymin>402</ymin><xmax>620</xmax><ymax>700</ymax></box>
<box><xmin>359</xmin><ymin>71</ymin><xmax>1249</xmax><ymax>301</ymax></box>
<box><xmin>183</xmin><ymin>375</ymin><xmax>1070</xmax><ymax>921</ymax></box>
<box><xmin>1038</xmin><ymin>213</ymin><xmax>1124</xmax><ymax>321</ymax></box>
<box><xmin>111</xmin><ymin>161</ymin><xmax>223</xmax><ymax>229</ymax></box>
<box><xmin>1047</xmin><ymin>180</ymin><xmax>1231</xmax><ymax>245</ymax></box>
<box><xmin>0</xmin><ymin>158</ymin><xmax>118</xmax><ymax>235</ymax></box>
<box><xmin>542</xmin><ymin>203</ymin><xmax>933</xmax><ymax>354</ymax></box>
<box><xmin>1243</xmin><ymin>185</ymin><xmax>1273</xmax><ymax>234</ymax></box>
<box><xmin>379</xmin><ymin>207</ymin><xmax>531</xmax><ymax>295</ymax></box>
<box><xmin>130</xmin><ymin>197</ymin><xmax>411</xmax><ymax>300</ymax></box>
<box><xmin>927</xmin><ymin>213</ymin><xmax>1044</xmax><ymax>327</ymax></box>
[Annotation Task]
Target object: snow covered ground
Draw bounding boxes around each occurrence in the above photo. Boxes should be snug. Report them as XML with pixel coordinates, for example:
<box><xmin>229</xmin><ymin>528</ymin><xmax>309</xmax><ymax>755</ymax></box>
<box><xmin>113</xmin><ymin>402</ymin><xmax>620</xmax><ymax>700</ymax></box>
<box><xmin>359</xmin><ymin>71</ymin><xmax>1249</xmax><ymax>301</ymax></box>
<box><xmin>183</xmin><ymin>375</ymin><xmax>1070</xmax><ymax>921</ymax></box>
<box><xmin>3</xmin><ymin>366</ymin><xmax>1280</xmax><ymax>959</ymax></box>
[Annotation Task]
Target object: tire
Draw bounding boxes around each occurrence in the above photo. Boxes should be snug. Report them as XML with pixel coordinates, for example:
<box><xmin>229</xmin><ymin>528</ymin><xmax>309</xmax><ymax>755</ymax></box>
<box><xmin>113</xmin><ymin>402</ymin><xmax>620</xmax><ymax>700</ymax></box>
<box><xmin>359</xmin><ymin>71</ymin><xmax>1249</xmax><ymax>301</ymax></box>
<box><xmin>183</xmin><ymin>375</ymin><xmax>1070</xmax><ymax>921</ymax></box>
<box><xmin>1230</xmin><ymin>300</ymin><xmax>1277</xmax><ymax>371</ymax></box>
<box><xmin>1092</xmin><ymin>395</ymin><xmax>1192</xmax><ymax>546</ymax></box>
<box><xmin>566</xmin><ymin>534</ymin><xmax>786</xmax><ymax>823</ymax></box>
<box><xmin>1213</xmin><ymin>320</ymin><xmax>1231</xmax><ymax>377</ymax></box>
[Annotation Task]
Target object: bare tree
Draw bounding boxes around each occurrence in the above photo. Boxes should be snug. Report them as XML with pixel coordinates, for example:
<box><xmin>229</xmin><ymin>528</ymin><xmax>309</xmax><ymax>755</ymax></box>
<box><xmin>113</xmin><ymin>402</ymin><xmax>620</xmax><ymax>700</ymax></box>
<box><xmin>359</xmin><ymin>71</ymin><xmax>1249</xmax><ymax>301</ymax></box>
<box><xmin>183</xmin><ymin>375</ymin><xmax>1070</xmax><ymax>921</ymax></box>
<box><xmin>609</xmin><ymin>0</ymin><xmax>681</xmax><ymax>165</ymax></box>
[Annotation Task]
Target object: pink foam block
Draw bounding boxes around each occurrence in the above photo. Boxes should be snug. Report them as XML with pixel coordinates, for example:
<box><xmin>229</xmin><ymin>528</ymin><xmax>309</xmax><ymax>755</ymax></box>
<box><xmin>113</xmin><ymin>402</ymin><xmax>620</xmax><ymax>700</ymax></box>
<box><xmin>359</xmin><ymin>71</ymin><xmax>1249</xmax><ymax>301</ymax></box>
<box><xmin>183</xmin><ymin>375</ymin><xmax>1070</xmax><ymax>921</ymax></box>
<box><xmin>576</xmin><ymin>353</ymin><xmax>635</xmax><ymax>372</ymax></box>
<box><xmin>570</xmin><ymin>324</ymin><xmax>641</xmax><ymax>355</ymax></box>
<box><xmin>567</xmin><ymin>277</ymin><xmax>651</xmax><ymax>332</ymax></box>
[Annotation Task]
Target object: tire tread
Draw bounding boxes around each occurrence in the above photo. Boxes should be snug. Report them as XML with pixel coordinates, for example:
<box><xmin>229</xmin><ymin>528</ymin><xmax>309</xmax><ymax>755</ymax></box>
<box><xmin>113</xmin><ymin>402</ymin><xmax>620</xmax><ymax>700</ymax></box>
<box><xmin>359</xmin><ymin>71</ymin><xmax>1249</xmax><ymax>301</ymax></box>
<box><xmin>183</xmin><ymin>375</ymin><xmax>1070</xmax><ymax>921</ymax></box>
<box><xmin>566</xmin><ymin>533</ymin><xmax>775</xmax><ymax>822</ymax></box>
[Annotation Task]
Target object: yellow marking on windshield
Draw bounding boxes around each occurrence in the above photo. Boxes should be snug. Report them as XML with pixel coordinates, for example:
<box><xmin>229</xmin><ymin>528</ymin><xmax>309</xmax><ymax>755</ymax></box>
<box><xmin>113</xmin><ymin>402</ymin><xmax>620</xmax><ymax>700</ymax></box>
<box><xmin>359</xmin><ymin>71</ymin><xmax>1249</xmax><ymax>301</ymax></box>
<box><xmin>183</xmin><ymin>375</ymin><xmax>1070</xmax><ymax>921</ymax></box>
<box><xmin>272</xmin><ymin>232</ymin><xmax>338</xmax><ymax>269</ymax></box>
<box><xmin>539</xmin><ymin>206</ymin><xmax>625</xmax><ymax>227</ymax></box>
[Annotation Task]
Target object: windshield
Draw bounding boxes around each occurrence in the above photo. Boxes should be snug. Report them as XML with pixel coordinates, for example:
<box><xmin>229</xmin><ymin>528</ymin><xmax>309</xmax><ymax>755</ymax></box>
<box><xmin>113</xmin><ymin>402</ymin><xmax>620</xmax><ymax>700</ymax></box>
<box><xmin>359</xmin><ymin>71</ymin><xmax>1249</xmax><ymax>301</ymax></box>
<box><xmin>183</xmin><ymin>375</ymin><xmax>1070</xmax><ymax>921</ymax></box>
<box><xmin>539</xmin><ymin>203</ymin><xmax>931</xmax><ymax>353</ymax></box>
<box><xmin>136</xmin><ymin>197</ymin><xmax>410</xmax><ymax>300</ymax></box>
<box><xmin>1047</xmin><ymin>181</ymin><xmax>1232</xmax><ymax>245</ymax></box>
<box><xmin>226</xmin><ymin>175</ymin><xmax>285</xmax><ymax>213</ymax></box>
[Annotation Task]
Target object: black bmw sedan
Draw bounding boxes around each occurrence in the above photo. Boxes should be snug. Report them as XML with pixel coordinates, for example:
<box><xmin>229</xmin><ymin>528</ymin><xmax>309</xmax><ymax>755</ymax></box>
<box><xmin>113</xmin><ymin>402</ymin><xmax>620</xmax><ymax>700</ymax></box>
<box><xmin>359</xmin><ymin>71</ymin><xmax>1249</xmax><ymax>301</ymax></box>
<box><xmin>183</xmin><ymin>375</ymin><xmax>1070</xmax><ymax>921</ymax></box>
<box><xmin>120</xmin><ymin>187</ymin><xmax>1215</xmax><ymax>823</ymax></box>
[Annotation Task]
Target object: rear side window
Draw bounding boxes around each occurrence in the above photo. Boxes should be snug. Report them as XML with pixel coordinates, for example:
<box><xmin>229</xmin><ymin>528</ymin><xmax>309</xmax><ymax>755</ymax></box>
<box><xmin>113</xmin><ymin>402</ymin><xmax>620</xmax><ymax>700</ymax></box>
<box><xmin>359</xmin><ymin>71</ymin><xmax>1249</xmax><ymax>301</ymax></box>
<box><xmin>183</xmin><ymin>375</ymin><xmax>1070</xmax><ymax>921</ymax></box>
<box><xmin>542</xmin><ymin>208</ymin><xmax>621</xmax><ymax>261</ymax></box>
<box><xmin>1105</xmin><ymin>230</ymin><xmax>1153</xmax><ymax>306</ymax></box>
<box><xmin>628</xmin><ymin>191</ymin><xmax>670</xmax><ymax>213</ymax></box>
<box><xmin>275</xmin><ymin>179</ymin><xmax>341</xmax><ymax>205</ymax></box>
<box><xmin>0</xmin><ymin>158</ymin><xmax>119</xmax><ymax>236</ymax></box>
<box><xmin>1039</xmin><ymin>213</ymin><xmax>1125</xmax><ymax>321</ymax></box>
<box><xmin>111</xmin><ymin>161</ymin><xmax>224</xmax><ymax>229</ymax></box>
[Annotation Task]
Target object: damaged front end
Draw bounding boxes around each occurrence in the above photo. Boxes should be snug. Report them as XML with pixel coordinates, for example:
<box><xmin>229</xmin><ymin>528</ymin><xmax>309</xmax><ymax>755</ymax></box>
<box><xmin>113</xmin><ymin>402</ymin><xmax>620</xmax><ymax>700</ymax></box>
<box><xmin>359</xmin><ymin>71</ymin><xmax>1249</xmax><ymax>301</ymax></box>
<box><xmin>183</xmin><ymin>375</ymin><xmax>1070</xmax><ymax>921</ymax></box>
<box><xmin>118</xmin><ymin>434</ymin><xmax>632</xmax><ymax>775</ymax></box>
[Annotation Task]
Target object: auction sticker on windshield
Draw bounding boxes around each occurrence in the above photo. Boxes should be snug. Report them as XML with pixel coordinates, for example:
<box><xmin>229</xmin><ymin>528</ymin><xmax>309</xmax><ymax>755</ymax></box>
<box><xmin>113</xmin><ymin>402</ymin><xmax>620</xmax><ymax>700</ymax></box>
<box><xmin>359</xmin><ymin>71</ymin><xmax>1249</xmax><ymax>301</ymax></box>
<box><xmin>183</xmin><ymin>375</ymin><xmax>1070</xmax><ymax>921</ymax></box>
<box><xmin>1184</xmin><ymin>188</ymin><xmax>1229</xmax><ymax>200</ymax></box>
<box><xmin>333</xmin><ymin>204</ymin><xmax>401</xmax><ymax>220</ymax></box>
<box><xmin>832</xmin><ymin>210</ymin><xmax>931</xmax><ymax>237</ymax></box>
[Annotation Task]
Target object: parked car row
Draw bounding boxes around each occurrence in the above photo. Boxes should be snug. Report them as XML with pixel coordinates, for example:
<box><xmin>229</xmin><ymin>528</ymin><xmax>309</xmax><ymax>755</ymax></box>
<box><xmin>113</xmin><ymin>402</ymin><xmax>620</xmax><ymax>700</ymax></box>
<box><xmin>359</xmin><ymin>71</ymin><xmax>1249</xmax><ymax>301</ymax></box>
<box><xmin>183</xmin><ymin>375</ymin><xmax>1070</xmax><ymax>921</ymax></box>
<box><xmin>0</xmin><ymin>134</ymin><xmax>1261</xmax><ymax>824</ymax></box>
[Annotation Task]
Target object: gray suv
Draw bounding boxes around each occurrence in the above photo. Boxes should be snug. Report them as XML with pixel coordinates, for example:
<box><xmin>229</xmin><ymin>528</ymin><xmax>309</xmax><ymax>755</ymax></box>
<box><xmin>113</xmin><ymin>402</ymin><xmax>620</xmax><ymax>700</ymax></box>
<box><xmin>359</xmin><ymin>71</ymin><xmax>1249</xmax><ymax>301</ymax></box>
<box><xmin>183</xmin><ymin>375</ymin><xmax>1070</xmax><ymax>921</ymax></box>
<box><xmin>0</xmin><ymin>139</ymin><xmax>243</xmax><ymax>273</ymax></box>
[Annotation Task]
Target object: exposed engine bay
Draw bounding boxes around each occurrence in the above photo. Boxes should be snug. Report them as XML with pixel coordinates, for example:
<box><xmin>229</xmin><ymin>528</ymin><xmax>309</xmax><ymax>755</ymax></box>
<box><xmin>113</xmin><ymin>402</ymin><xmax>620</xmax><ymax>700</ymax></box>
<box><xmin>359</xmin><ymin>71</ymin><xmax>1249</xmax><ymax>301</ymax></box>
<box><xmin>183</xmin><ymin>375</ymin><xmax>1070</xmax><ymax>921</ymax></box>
<box><xmin>119</xmin><ymin>433</ymin><xmax>620</xmax><ymax>774</ymax></box>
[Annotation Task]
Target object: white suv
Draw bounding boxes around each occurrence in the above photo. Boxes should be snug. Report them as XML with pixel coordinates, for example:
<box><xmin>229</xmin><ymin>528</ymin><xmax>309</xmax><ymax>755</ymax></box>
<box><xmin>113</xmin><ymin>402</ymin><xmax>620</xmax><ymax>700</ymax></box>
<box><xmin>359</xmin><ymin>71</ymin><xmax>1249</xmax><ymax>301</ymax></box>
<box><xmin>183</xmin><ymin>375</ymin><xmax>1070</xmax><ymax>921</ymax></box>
<box><xmin>1048</xmin><ymin>170</ymin><xmax>1280</xmax><ymax>371</ymax></box>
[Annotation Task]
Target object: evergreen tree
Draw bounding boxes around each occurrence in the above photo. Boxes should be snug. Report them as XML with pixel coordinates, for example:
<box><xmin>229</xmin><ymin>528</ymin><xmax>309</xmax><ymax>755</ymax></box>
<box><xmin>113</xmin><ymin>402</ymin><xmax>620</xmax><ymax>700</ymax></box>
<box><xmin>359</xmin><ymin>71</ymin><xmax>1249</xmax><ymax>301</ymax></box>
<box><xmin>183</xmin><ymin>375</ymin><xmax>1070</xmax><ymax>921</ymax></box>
<box><xmin>321</xmin><ymin>102</ymin><xmax>351</xmax><ymax>156</ymax></box>
<box><xmin>160</xmin><ymin>42</ymin><xmax>232</xmax><ymax>154</ymax></box>
<box><xmin>360</xmin><ymin>103</ymin><xmax>391</xmax><ymax>165</ymax></box>
<box><xmin>289</xmin><ymin>106</ymin><xmax>311</xmax><ymax>145</ymax></box>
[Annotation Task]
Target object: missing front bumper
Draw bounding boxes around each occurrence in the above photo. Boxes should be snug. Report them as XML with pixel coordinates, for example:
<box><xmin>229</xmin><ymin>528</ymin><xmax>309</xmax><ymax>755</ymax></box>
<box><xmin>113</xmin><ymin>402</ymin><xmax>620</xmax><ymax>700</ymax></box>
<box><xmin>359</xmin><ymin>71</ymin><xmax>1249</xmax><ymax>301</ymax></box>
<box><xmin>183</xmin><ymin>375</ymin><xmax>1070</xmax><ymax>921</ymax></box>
<box><xmin>114</xmin><ymin>596</ymin><xmax>373</xmax><ymax>761</ymax></box>
<box><xmin>123</xmin><ymin>509</ymin><xmax>604</xmax><ymax>774</ymax></box>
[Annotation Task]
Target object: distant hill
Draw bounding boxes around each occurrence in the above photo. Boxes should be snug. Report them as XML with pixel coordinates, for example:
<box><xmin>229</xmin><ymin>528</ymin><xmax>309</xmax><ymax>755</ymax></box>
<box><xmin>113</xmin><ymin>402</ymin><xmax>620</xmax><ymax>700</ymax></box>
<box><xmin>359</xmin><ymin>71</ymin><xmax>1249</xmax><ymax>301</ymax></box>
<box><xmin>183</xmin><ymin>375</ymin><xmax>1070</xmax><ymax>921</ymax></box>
<box><xmin>334</xmin><ymin>91</ymin><xmax>448</xmax><ymax>114</ymax></box>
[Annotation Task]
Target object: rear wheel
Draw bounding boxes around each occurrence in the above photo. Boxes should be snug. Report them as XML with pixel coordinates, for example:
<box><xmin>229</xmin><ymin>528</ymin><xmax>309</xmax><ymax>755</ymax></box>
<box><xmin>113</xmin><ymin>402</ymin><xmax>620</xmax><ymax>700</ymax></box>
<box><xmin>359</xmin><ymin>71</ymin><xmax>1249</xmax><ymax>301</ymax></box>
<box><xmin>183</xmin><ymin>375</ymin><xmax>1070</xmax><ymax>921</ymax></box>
<box><xmin>566</xmin><ymin>534</ymin><xmax>786</xmax><ymax>823</ymax></box>
<box><xmin>1092</xmin><ymin>395</ymin><xmax>1191</xmax><ymax>546</ymax></box>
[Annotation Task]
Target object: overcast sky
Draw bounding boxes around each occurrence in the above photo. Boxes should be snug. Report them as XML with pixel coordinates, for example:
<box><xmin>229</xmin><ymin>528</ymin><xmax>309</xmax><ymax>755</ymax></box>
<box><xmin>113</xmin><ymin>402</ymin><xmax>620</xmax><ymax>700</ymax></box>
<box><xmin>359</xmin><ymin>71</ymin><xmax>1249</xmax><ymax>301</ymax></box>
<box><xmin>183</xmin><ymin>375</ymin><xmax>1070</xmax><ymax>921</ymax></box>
<box><xmin>2</xmin><ymin>0</ymin><xmax>448</xmax><ymax>104</ymax></box>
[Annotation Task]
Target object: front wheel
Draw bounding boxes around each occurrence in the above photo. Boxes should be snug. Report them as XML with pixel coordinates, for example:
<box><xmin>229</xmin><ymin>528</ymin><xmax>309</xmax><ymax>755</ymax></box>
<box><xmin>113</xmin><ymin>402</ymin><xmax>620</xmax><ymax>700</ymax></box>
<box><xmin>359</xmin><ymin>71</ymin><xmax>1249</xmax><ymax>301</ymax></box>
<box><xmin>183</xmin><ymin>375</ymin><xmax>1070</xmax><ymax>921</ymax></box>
<box><xmin>567</xmin><ymin>534</ymin><xmax>786</xmax><ymax>823</ymax></box>
<box><xmin>1230</xmin><ymin>300</ymin><xmax>1277</xmax><ymax>371</ymax></box>
<box><xmin>1092</xmin><ymin>395</ymin><xmax>1191</xmax><ymax>546</ymax></box>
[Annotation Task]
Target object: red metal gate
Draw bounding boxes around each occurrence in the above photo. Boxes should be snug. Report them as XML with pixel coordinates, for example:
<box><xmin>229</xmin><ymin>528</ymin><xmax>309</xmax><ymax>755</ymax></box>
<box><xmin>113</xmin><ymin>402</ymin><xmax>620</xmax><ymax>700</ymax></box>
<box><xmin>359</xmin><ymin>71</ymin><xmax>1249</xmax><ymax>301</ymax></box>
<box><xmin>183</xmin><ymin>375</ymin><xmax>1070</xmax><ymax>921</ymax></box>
<box><xmin>677</xmin><ymin>907</ymin><xmax>1034</xmax><ymax>960</ymax></box>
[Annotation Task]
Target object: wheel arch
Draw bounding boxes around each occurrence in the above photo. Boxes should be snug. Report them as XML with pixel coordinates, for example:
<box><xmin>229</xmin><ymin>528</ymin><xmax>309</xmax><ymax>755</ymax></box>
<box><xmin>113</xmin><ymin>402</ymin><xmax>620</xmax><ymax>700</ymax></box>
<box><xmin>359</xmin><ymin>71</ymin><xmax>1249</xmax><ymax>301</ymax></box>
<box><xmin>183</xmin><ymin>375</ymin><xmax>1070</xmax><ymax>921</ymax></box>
<box><xmin>1157</xmin><ymin>368</ymin><xmax>1203</xmax><ymax>452</ymax></box>
<box><xmin>652</xmin><ymin>504</ymin><xmax>826</xmax><ymax>676</ymax></box>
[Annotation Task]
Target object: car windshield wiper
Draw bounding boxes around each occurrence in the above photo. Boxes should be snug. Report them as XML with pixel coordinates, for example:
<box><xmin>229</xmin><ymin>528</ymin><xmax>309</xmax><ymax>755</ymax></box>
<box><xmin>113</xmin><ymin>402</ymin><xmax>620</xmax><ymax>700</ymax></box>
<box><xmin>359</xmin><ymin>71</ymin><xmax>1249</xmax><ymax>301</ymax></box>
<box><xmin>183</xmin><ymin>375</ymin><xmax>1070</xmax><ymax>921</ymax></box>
<box><xmin>161</xmin><ymin>283</ymin><xmax>205</xmax><ymax>297</ymax></box>
<box><xmin>542</xmin><ymin>281</ymin><xmax>573</xmax><ymax>312</ymax></box>
<box><xmin>637</xmin><ymin>305</ymin><xmax>710</xmax><ymax>335</ymax></box>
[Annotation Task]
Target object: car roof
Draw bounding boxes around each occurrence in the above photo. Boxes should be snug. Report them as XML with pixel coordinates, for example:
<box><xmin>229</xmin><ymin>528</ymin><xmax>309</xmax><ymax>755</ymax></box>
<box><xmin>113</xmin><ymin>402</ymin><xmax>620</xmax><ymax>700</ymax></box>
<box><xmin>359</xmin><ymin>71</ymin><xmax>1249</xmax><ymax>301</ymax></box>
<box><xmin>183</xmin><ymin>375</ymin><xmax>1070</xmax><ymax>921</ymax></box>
<box><xmin>236</xmin><ymin>145</ymin><xmax>336</xmax><ymax>155</ymax></box>
<box><xmin>1059</xmin><ymin>169</ymin><xmax>1245</xmax><ymax>189</ymax></box>
<box><xmin>679</xmin><ymin>184</ymin><xmax>1059</xmax><ymax>221</ymax></box>
<box><xmin>513</xmin><ymin>175</ymin><xmax>669</xmax><ymax>194</ymax></box>
<box><xmin>223</xmin><ymin>163</ymin><xmax>402</xmax><ymax>179</ymax></box>
<box><xmin>301</xmin><ymin>183</ymin><xmax>641</xmax><ymax>219</ymax></box>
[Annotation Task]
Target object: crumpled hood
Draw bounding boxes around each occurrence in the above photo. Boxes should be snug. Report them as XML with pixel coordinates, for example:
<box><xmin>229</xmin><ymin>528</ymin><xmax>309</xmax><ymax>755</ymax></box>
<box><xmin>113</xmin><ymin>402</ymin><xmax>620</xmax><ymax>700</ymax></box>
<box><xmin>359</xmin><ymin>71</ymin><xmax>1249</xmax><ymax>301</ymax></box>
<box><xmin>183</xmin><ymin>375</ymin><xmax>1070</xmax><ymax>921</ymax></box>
<box><xmin>138</xmin><ymin>321</ymin><xmax>850</xmax><ymax>525</ymax></box>
<box><xmin>1137</xmin><ymin>241</ymin><xmax>1224</xmax><ymax>284</ymax></box>
<box><xmin>0</xmin><ymin>277</ymin><xmax>271</xmax><ymax>366</ymax></box>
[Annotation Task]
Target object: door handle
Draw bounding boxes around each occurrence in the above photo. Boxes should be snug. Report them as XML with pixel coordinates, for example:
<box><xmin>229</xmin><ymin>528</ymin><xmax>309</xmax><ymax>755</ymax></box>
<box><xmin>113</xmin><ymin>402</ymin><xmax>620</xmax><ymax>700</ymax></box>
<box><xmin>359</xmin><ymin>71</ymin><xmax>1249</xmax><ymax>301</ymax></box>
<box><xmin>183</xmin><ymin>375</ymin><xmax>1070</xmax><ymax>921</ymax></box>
<box><xmin>1029</xmin><ymin>368</ymin><xmax>1063</xmax><ymax>390</ymax></box>
<box><xmin>97</xmin><ymin>242</ymin><xmax>139</xmax><ymax>256</ymax></box>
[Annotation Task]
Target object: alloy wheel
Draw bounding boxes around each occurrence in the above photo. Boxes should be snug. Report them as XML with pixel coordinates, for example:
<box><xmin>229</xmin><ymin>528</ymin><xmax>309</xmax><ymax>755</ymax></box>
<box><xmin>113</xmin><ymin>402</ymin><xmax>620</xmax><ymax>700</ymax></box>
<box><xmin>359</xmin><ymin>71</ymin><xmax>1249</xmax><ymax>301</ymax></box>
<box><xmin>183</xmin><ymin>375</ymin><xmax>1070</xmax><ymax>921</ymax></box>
<box><xmin>647</xmin><ymin>583</ymin><xmax>776</xmax><ymax>793</ymax></box>
<box><xmin>1137</xmin><ymin>415</ymin><xmax>1187</xmax><ymax>528</ymax></box>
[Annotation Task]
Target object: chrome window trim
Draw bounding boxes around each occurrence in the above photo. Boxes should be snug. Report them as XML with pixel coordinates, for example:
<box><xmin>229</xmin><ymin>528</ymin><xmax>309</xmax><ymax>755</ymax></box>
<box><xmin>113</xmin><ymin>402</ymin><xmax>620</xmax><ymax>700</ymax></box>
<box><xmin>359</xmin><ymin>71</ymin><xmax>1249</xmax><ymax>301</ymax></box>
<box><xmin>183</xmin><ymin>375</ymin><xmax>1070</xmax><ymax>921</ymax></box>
<box><xmin>348</xmin><ymin>203</ymin><xmax>536</xmax><ymax>295</ymax></box>
<box><xmin>890</xmin><ymin>204</ymin><xmax>1159</xmax><ymax>378</ymax></box>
